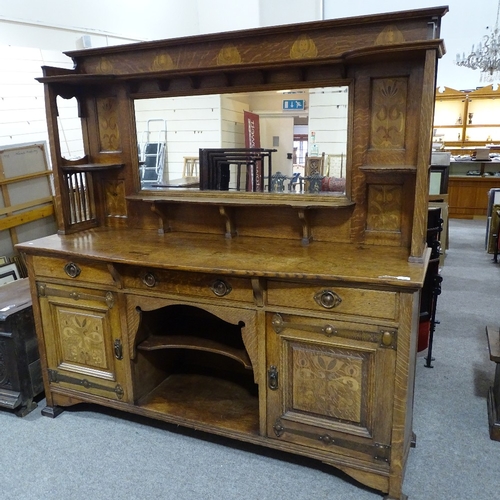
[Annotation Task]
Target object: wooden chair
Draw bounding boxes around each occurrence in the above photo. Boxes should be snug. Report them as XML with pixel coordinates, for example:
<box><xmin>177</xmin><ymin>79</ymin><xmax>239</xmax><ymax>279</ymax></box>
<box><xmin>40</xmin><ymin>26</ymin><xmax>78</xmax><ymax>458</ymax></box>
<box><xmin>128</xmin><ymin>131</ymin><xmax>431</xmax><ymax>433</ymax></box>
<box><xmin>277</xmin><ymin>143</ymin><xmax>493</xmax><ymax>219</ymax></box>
<box><xmin>304</xmin><ymin>152</ymin><xmax>325</xmax><ymax>176</ymax></box>
<box><xmin>304</xmin><ymin>152</ymin><xmax>325</xmax><ymax>192</ymax></box>
<box><xmin>182</xmin><ymin>156</ymin><xmax>199</xmax><ymax>178</ymax></box>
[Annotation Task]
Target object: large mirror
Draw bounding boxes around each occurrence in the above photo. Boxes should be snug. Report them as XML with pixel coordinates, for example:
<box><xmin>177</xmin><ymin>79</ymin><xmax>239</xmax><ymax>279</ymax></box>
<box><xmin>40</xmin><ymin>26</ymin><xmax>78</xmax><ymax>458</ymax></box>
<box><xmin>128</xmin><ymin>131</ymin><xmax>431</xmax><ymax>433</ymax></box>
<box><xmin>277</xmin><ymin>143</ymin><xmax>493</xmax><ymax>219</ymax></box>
<box><xmin>134</xmin><ymin>86</ymin><xmax>348</xmax><ymax>195</ymax></box>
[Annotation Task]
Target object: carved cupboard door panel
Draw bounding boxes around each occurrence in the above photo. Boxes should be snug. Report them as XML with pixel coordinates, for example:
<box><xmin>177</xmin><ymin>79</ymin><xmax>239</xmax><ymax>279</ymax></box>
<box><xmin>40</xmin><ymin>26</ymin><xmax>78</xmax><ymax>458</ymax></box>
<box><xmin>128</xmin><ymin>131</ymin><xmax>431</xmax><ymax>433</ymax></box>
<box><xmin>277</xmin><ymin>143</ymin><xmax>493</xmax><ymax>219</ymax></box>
<box><xmin>37</xmin><ymin>282</ymin><xmax>129</xmax><ymax>402</ymax></box>
<box><xmin>266</xmin><ymin>312</ymin><xmax>396</xmax><ymax>466</ymax></box>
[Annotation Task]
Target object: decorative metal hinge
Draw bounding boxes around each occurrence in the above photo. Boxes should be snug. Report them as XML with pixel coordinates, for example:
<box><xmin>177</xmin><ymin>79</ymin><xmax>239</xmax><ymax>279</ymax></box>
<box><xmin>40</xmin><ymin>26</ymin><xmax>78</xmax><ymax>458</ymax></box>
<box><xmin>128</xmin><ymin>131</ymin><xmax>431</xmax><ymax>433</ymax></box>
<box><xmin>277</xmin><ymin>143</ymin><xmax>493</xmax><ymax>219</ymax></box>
<box><xmin>271</xmin><ymin>313</ymin><xmax>337</xmax><ymax>338</ymax></box>
<box><xmin>271</xmin><ymin>418</ymin><xmax>391</xmax><ymax>465</ymax></box>
<box><xmin>48</xmin><ymin>369</ymin><xmax>124</xmax><ymax>400</ymax></box>
<box><xmin>374</xmin><ymin>443</ymin><xmax>391</xmax><ymax>463</ymax></box>
<box><xmin>105</xmin><ymin>292</ymin><xmax>115</xmax><ymax>309</ymax></box>
<box><xmin>114</xmin><ymin>339</ymin><xmax>123</xmax><ymax>360</ymax></box>
<box><xmin>268</xmin><ymin>365</ymin><xmax>279</xmax><ymax>390</ymax></box>
<box><xmin>273</xmin><ymin>419</ymin><xmax>285</xmax><ymax>437</ymax></box>
<box><xmin>37</xmin><ymin>283</ymin><xmax>46</xmax><ymax>297</ymax></box>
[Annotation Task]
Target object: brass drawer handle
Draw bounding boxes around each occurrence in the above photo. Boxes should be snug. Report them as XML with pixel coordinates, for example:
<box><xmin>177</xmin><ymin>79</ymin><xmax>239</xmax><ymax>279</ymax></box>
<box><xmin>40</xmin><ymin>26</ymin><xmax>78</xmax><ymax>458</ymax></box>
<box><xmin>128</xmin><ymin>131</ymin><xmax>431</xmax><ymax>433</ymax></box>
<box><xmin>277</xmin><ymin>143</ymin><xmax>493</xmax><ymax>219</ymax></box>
<box><xmin>64</xmin><ymin>262</ymin><xmax>81</xmax><ymax>278</ymax></box>
<box><xmin>314</xmin><ymin>290</ymin><xmax>342</xmax><ymax>309</ymax></box>
<box><xmin>142</xmin><ymin>272</ymin><xmax>157</xmax><ymax>287</ymax></box>
<box><xmin>210</xmin><ymin>279</ymin><xmax>232</xmax><ymax>297</ymax></box>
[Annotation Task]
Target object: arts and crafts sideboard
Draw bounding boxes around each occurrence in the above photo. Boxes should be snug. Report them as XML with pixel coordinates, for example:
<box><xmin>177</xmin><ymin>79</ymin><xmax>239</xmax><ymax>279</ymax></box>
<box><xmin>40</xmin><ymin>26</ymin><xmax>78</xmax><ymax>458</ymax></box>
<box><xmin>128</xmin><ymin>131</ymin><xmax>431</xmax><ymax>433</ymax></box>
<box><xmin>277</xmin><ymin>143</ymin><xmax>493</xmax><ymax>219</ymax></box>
<box><xmin>17</xmin><ymin>7</ymin><xmax>448</xmax><ymax>499</ymax></box>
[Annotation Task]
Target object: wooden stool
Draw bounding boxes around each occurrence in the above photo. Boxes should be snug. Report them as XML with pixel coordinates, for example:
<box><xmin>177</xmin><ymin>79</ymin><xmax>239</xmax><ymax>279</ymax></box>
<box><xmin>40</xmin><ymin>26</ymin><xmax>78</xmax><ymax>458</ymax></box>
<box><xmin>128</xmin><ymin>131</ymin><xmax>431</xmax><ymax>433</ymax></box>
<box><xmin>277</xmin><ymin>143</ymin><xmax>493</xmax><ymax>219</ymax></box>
<box><xmin>182</xmin><ymin>156</ymin><xmax>199</xmax><ymax>177</ymax></box>
<box><xmin>486</xmin><ymin>325</ymin><xmax>500</xmax><ymax>440</ymax></box>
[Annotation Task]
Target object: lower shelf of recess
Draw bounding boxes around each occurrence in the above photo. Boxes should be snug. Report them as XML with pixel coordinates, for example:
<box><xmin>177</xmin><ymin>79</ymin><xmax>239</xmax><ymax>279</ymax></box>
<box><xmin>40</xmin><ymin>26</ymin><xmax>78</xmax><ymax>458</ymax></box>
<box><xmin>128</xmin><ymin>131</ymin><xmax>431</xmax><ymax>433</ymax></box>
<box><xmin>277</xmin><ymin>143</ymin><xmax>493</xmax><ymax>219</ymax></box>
<box><xmin>137</xmin><ymin>373</ymin><xmax>260</xmax><ymax>435</ymax></box>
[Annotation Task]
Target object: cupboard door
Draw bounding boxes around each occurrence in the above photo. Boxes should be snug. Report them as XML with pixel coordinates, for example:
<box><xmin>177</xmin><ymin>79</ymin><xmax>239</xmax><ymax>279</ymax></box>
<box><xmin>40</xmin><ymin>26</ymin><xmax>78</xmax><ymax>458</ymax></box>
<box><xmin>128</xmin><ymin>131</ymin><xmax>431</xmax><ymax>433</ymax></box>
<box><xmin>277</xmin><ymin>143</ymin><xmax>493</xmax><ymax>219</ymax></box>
<box><xmin>37</xmin><ymin>282</ymin><xmax>129</xmax><ymax>402</ymax></box>
<box><xmin>266</xmin><ymin>312</ymin><xmax>396</xmax><ymax>465</ymax></box>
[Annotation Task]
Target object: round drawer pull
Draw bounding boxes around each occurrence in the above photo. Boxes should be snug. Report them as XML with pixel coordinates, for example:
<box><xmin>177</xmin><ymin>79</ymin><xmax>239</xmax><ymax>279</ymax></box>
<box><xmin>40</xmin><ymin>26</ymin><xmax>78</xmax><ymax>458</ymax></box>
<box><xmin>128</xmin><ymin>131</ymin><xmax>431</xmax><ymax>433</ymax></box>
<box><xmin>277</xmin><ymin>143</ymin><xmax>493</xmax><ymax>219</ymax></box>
<box><xmin>314</xmin><ymin>290</ymin><xmax>342</xmax><ymax>309</ymax></box>
<box><xmin>210</xmin><ymin>279</ymin><xmax>232</xmax><ymax>297</ymax></box>
<box><xmin>142</xmin><ymin>272</ymin><xmax>157</xmax><ymax>287</ymax></box>
<box><xmin>323</xmin><ymin>324</ymin><xmax>336</xmax><ymax>336</ymax></box>
<box><xmin>64</xmin><ymin>262</ymin><xmax>81</xmax><ymax>278</ymax></box>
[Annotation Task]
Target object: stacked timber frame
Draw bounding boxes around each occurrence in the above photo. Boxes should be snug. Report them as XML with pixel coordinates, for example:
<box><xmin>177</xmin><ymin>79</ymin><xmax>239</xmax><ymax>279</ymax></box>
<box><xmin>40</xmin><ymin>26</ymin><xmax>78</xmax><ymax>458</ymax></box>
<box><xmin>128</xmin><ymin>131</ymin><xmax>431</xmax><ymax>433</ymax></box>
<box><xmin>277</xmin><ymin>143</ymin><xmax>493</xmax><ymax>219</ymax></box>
<box><xmin>18</xmin><ymin>7</ymin><xmax>447</xmax><ymax>500</ymax></box>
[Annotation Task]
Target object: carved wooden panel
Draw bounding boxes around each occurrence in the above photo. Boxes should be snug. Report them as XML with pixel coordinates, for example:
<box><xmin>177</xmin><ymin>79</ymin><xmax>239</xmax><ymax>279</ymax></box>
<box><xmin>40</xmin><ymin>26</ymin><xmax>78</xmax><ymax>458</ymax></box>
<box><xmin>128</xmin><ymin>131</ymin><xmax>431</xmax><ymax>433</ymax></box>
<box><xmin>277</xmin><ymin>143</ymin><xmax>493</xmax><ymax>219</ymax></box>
<box><xmin>56</xmin><ymin>307</ymin><xmax>109</xmax><ymax>371</ymax></box>
<box><xmin>291</xmin><ymin>343</ymin><xmax>367</xmax><ymax>424</ymax></box>
<box><xmin>97</xmin><ymin>97</ymin><xmax>120</xmax><ymax>152</ymax></box>
<box><xmin>73</xmin><ymin>10</ymin><xmax>443</xmax><ymax>78</ymax></box>
<box><xmin>366</xmin><ymin>184</ymin><xmax>402</xmax><ymax>232</ymax></box>
<box><xmin>35</xmin><ymin>282</ymin><xmax>131</xmax><ymax>402</ymax></box>
<box><xmin>370</xmin><ymin>77</ymin><xmax>408</xmax><ymax>149</ymax></box>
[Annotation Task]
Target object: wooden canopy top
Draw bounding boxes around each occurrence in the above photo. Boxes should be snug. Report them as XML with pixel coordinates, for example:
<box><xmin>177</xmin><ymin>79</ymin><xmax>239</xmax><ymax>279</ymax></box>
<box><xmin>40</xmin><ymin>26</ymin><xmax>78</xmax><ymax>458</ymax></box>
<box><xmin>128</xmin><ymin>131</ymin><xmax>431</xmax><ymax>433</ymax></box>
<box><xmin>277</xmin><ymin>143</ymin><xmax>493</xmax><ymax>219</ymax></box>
<box><xmin>38</xmin><ymin>6</ymin><xmax>447</xmax><ymax>88</ymax></box>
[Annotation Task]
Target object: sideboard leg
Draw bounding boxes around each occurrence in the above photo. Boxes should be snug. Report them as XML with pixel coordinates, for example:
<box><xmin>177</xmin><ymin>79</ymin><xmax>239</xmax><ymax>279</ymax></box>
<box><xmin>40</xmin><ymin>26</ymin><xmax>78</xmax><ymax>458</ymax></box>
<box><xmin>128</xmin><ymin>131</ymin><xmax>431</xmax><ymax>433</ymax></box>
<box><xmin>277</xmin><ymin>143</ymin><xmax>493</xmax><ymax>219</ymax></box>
<box><xmin>41</xmin><ymin>405</ymin><xmax>64</xmax><ymax>418</ymax></box>
<box><xmin>383</xmin><ymin>494</ymin><xmax>408</xmax><ymax>500</ymax></box>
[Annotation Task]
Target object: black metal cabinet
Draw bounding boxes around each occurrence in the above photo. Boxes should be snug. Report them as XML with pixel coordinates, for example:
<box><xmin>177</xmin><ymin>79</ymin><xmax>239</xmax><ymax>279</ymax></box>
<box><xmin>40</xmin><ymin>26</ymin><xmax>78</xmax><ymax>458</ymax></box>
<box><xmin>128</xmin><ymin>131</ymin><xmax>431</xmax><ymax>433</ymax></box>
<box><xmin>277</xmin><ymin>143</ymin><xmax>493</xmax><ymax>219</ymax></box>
<box><xmin>0</xmin><ymin>279</ymin><xmax>43</xmax><ymax>416</ymax></box>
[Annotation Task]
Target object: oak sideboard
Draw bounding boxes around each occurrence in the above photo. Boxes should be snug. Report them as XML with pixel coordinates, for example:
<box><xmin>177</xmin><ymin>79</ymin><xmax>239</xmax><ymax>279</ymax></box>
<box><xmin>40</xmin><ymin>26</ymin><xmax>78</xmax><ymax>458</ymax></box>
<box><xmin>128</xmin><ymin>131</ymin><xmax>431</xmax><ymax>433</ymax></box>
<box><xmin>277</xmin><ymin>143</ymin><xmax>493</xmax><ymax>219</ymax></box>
<box><xmin>18</xmin><ymin>7</ymin><xmax>447</xmax><ymax>499</ymax></box>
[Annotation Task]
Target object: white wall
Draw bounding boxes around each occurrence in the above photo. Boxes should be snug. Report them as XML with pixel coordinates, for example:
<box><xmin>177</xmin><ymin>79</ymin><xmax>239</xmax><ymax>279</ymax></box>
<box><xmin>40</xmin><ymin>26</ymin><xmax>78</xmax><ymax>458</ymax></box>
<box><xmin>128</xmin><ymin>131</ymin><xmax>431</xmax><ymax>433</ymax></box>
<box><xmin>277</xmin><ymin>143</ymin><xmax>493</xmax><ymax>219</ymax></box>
<box><xmin>308</xmin><ymin>87</ymin><xmax>348</xmax><ymax>178</ymax></box>
<box><xmin>135</xmin><ymin>95</ymin><xmax>221</xmax><ymax>182</ymax></box>
<box><xmin>0</xmin><ymin>0</ymin><xmax>199</xmax><ymax>47</ymax></box>
<box><xmin>259</xmin><ymin>0</ymin><xmax>322</xmax><ymax>27</ymax></box>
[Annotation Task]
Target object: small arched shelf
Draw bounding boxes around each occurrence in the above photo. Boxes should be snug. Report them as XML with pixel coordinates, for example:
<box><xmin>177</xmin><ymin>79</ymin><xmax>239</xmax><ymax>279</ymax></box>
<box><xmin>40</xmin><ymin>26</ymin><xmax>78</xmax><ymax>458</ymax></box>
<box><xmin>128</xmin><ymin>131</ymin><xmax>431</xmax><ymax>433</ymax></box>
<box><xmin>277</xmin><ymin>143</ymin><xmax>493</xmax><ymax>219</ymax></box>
<box><xmin>135</xmin><ymin>304</ymin><xmax>252</xmax><ymax>370</ymax></box>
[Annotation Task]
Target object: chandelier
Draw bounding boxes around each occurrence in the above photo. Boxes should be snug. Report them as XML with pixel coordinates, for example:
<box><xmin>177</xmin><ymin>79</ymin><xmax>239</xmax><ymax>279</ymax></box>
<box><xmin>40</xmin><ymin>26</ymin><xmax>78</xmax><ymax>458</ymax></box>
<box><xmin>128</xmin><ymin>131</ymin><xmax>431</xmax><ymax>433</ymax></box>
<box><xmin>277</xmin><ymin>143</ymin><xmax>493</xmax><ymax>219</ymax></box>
<box><xmin>456</xmin><ymin>0</ymin><xmax>500</xmax><ymax>82</ymax></box>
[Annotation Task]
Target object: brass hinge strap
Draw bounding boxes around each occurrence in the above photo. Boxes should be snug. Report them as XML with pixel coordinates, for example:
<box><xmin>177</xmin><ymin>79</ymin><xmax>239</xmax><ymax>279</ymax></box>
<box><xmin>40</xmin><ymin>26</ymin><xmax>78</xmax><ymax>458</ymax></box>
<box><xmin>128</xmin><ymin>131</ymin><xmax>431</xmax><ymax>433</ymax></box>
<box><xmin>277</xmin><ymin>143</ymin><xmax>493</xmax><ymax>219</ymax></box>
<box><xmin>272</xmin><ymin>313</ymin><xmax>395</xmax><ymax>347</ymax></box>
<box><xmin>271</xmin><ymin>313</ymin><xmax>337</xmax><ymax>337</ymax></box>
<box><xmin>48</xmin><ymin>369</ymin><xmax>124</xmax><ymax>399</ymax></box>
<box><xmin>273</xmin><ymin>419</ymin><xmax>391</xmax><ymax>464</ymax></box>
<box><xmin>37</xmin><ymin>283</ymin><xmax>115</xmax><ymax>309</ymax></box>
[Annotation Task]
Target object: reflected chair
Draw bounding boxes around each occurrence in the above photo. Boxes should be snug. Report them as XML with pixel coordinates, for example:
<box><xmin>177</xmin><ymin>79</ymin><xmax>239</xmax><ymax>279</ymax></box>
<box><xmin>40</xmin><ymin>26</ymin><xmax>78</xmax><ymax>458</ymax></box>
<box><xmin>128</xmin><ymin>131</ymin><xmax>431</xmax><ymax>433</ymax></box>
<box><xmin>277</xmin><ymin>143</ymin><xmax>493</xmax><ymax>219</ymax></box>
<box><xmin>304</xmin><ymin>152</ymin><xmax>325</xmax><ymax>192</ymax></box>
<box><xmin>304</xmin><ymin>152</ymin><xmax>325</xmax><ymax>176</ymax></box>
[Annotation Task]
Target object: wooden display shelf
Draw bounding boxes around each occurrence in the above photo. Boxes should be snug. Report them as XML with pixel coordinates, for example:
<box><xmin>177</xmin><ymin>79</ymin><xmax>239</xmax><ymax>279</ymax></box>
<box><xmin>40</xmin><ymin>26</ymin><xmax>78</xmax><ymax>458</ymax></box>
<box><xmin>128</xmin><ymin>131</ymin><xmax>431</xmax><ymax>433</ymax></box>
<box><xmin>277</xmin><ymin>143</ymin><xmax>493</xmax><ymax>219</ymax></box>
<box><xmin>137</xmin><ymin>335</ymin><xmax>252</xmax><ymax>369</ymax></box>
<box><xmin>137</xmin><ymin>373</ymin><xmax>260</xmax><ymax>435</ymax></box>
<box><xmin>60</xmin><ymin>163</ymin><xmax>124</xmax><ymax>172</ymax></box>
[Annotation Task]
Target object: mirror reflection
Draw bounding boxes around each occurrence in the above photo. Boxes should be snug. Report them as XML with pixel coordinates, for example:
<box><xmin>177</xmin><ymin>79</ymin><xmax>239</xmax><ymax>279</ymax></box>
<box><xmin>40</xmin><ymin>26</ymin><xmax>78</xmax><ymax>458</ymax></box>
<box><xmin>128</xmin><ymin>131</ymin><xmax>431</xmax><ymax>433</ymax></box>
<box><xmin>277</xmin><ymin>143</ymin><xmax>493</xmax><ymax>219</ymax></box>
<box><xmin>134</xmin><ymin>86</ymin><xmax>348</xmax><ymax>194</ymax></box>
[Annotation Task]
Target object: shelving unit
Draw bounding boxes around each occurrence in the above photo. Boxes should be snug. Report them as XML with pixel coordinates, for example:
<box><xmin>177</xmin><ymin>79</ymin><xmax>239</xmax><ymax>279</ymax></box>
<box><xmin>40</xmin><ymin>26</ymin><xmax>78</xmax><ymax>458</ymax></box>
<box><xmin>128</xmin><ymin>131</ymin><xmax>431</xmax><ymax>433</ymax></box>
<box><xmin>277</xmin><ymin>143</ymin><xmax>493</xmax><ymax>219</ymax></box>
<box><xmin>434</xmin><ymin>86</ymin><xmax>500</xmax><ymax>218</ymax></box>
<box><xmin>434</xmin><ymin>85</ymin><xmax>500</xmax><ymax>154</ymax></box>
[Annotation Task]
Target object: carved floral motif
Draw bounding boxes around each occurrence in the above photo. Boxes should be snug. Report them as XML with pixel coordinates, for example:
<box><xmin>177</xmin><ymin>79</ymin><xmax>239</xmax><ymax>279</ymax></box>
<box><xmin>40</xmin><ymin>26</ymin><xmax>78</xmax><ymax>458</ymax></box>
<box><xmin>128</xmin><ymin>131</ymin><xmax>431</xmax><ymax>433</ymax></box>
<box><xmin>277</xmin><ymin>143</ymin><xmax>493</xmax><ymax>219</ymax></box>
<box><xmin>367</xmin><ymin>185</ymin><xmax>402</xmax><ymax>232</ymax></box>
<box><xmin>59</xmin><ymin>310</ymin><xmax>108</xmax><ymax>369</ymax></box>
<box><xmin>97</xmin><ymin>97</ymin><xmax>120</xmax><ymax>152</ymax></box>
<box><xmin>374</xmin><ymin>25</ymin><xmax>405</xmax><ymax>45</ymax></box>
<box><xmin>370</xmin><ymin>78</ymin><xmax>408</xmax><ymax>149</ymax></box>
<box><xmin>290</xmin><ymin>34</ymin><xmax>318</xmax><ymax>59</ymax></box>
<box><xmin>217</xmin><ymin>44</ymin><xmax>242</xmax><ymax>65</ymax></box>
<box><xmin>151</xmin><ymin>52</ymin><xmax>175</xmax><ymax>71</ymax></box>
<box><xmin>95</xmin><ymin>57</ymin><xmax>114</xmax><ymax>74</ymax></box>
<box><xmin>292</xmin><ymin>345</ymin><xmax>364</xmax><ymax>423</ymax></box>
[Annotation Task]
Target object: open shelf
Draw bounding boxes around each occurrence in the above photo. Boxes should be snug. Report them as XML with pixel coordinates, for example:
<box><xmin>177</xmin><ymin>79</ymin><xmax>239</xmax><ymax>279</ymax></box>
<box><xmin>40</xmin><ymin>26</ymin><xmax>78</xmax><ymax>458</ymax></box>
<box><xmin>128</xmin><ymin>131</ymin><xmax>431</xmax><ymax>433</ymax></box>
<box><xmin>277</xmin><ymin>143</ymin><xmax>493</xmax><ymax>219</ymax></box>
<box><xmin>137</xmin><ymin>372</ymin><xmax>259</xmax><ymax>435</ymax></box>
<box><xmin>133</xmin><ymin>303</ymin><xmax>258</xmax><ymax>435</ymax></box>
<box><xmin>137</xmin><ymin>334</ymin><xmax>252</xmax><ymax>369</ymax></box>
<box><xmin>60</xmin><ymin>163</ymin><xmax>124</xmax><ymax>172</ymax></box>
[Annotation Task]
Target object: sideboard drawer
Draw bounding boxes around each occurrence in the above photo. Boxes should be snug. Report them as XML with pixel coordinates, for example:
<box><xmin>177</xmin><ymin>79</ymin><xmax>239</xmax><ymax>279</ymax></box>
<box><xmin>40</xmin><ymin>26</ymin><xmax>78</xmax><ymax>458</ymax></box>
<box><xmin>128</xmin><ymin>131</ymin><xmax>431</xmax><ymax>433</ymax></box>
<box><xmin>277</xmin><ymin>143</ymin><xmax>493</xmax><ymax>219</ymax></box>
<box><xmin>119</xmin><ymin>266</ymin><xmax>255</xmax><ymax>304</ymax></box>
<box><xmin>267</xmin><ymin>281</ymin><xmax>398</xmax><ymax>321</ymax></box>
<box><xmin>31</xmin><ymin>255</ymin><xmax>115</xmax><ymax>286</ymax></box>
